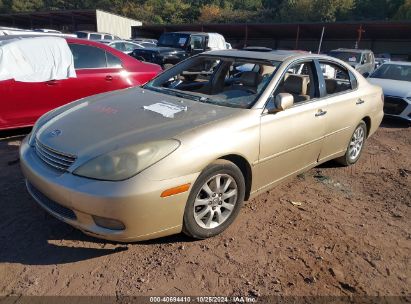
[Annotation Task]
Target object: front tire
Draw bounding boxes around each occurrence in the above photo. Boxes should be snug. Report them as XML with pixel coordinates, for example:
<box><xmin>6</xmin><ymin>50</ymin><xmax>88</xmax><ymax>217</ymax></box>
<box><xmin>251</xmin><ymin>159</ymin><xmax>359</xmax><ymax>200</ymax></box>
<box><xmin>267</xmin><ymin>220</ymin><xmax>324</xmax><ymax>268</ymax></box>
<box><xmin>183</xmin><ymin>160</ymin><xmax>245</xmax><ymax>239</ymax></box>
<box><xmin>336</xmin><ymin>121</ymin><xmax>367</xmax><ymax>166</ymax></box>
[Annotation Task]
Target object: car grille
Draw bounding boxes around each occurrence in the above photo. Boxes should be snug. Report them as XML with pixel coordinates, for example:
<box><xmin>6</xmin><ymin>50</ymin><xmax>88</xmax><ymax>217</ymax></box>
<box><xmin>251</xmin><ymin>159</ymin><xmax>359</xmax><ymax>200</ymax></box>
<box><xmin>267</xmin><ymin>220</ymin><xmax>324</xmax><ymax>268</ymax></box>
<box><xmin>27</xmin><ymin>182</ymin><xmax>77</xmax><ymax>220</ymax></box>
<box><xmin>35</xmin><ymin>139</ymin><xmax>76</xmax><ymax>171</ymax></box>
<box><xmin>384</xmin><ymin>96</ymin><xmax>408</xmax><ymax>115</ymax></box>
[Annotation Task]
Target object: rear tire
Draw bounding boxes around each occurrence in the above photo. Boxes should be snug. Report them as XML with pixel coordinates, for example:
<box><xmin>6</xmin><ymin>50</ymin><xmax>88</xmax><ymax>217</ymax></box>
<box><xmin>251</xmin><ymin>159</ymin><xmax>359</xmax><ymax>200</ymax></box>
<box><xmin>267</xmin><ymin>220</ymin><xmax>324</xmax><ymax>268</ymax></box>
<box><xmin>183</xmin><ymin>160</ymin><xmax>245</xmax><ymax>239</ymax></box>
<box><xmin>336</xmin><ymin>121</ymin><xmax>367</xmax><ymax>166</ymax></box>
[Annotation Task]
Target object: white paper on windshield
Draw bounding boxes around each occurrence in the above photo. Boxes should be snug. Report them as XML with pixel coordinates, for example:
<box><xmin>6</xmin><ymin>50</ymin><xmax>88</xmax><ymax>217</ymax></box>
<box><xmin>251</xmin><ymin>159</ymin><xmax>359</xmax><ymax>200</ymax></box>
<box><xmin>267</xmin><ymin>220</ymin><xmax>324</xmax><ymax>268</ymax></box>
<box><xmin>143</xmin><ymin>101</ymin><xmax>187</xmax><ymax>118</ymax></box>
<box><xmin>178</xmin><ymin>38</ymin><xmax>187</xmax><ymax>45</ymax></box>
<box><xmin>0</xmin><ymin>36</ymin><xmax>76</xmax><ymax>82</ymax></box>
<box><xmin>348</xmin><ymin>57</ymin><xmax>357</xmax><ymax>62</ymax></box>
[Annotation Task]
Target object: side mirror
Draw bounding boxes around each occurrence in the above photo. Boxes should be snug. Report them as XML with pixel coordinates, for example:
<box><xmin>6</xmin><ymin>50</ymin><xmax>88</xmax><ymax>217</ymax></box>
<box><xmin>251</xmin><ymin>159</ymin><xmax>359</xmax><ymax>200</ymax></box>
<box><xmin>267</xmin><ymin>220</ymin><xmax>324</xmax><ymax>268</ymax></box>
<box><xmin>275</xmin><ymin>93</ymin><xmax>294</xmax><ymax>111</ymax></box>
<box><xmin>363</xmin><ymin>72</ymin><xmax>370</xmax><ymax>78</ymax></box>
<box><xmin>266</xmin><ymin>93</ymin><xmax>294</xmax><ymax>114</ymax></box>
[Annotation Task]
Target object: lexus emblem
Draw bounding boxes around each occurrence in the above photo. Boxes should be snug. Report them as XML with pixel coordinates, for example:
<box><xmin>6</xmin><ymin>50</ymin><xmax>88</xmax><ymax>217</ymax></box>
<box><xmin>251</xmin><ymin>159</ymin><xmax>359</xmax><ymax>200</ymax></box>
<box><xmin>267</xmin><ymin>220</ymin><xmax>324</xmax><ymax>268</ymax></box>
<box><xmin>50</xmin><ymin>129</ymin><xmax>62</xmax><ymax>137</ymax></box>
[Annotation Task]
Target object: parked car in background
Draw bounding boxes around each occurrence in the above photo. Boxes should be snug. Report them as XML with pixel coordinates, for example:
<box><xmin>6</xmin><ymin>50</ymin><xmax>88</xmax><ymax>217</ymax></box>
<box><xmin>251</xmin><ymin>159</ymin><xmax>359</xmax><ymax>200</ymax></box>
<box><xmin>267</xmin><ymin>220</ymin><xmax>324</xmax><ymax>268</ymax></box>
<box><xmin>368</xmin><ymin>61</ymin><xmax>411</xmax><ymax>121</ymax></box>
<box><xmin>33</xmin><ymin>29</ymin><xmax>62</xmax><ymax>33</ymax></box>
<box><xmin>131</xmin><ymin>32</ymin><xmax>228</xmax><ymax>69</ymax></box>
<box><xmin>0</xmin><ymin>36</ymin><xmax>161</xmax><ymax>130</ymax></box>
<box><xmin>131</xmin><ymin>37</ymin><xmax>158</xmax><ymax>44</ymax></box>
<box><xmin>20</xmin><ymin>50</ymin><xmax>383</xmax><ymax>242</ymax></box>
<box><xmin>375</xmin><ymin>53</ymin><xmax>391</xmax><ymax>69</ymax></box>
<box><xmin>98</xmin><ymin>39</ymin><xmax>148</xmax><ymax>54</ymax></box>
<box><xmin>75</xmin><ymin>31</ymin><xmax>120</xmax><ymax>41</ymax></box>
<box><xmin>329</xmin><ymin>48</ymin><xmax>375</xmax><ymax>77</ymax></box>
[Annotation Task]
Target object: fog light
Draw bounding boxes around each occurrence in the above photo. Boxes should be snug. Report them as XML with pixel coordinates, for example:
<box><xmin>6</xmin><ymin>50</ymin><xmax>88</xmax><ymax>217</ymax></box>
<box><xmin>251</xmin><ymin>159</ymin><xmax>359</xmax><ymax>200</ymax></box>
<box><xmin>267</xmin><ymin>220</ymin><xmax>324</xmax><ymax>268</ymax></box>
<box><xmin>93</xmin><ymin>216</ymin><xmax>125</xmax><ymax>231</ymax></box>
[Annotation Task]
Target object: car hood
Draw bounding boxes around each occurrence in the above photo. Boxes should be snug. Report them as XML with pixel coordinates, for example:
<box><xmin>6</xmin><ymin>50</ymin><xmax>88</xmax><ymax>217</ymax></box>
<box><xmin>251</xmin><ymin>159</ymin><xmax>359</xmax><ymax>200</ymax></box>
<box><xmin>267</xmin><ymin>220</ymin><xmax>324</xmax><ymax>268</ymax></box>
<box><xmin>36</xmin><ymin>87</ymin><xmax>240</xmax><ymax>164</ymax></box>
<box><xmin>368</xmin><ymin>78</ymin><xmax>411</xmax><ymax>98</ymax></box>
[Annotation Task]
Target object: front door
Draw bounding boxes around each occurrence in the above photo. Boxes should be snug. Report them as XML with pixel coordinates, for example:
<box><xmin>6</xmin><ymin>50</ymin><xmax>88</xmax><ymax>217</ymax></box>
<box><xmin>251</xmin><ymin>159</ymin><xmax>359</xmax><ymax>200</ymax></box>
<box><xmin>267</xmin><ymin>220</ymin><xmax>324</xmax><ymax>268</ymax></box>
<box><xmin>255</xmin><ymin>60</ymin><xmax>328</xmax><ymax>190</ymax></box>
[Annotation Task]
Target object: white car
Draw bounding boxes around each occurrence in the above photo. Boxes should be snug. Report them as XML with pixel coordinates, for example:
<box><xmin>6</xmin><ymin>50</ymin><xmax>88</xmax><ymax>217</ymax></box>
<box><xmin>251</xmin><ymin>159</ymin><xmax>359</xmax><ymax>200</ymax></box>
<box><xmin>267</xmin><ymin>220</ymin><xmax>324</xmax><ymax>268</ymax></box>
<box><xmin>368</xmin><ymin>61</ymin><xmax>411</xmax><ymax>121</ymax></box>
<box><xmin>98</xmin><ymin>39</ymin><xmax>147</xmax><ymax>54</ymax></box>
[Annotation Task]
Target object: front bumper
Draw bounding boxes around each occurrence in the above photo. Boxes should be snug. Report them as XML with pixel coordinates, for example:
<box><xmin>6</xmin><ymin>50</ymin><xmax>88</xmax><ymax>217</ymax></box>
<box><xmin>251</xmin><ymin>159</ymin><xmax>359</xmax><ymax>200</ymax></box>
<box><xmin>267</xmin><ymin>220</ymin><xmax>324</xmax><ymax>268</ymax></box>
<box><xmin>384</xmin><ymin>96</ymin><xmax>411</xmax><ymax>122</ymax></box>
<box><xmin>20</xmin><ymin>137</ymin><xmax>199</xmax><ymax>242</ymax></box>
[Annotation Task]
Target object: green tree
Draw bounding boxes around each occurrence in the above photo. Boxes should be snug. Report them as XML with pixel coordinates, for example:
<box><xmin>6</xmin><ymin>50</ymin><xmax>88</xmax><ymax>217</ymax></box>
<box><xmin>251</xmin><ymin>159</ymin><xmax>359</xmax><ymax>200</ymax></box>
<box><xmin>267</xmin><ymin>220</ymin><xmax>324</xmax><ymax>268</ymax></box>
<box><xmin>10</xmin><ymin>0</ymin><xmax>44</xmax><ymax>12</ymax></box>
<box><xmin>394</xmin><ymin>0</ymin><xmax>411</xmax><ymax>19</ymax></box>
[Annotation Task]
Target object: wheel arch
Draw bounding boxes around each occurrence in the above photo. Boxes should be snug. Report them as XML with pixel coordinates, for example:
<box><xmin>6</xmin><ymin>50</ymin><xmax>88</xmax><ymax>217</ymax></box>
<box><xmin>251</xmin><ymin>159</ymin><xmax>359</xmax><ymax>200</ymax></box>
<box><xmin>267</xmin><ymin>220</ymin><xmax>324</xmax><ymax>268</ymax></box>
<box><xmin>219</xmin><ymin>154</ymin><xmax>252</xmax><ymax>201</ymax></box>
<box><xmin>362</xmin><ymin>116</ymin><xmax>371</xmax><ymax>137</ymax></box>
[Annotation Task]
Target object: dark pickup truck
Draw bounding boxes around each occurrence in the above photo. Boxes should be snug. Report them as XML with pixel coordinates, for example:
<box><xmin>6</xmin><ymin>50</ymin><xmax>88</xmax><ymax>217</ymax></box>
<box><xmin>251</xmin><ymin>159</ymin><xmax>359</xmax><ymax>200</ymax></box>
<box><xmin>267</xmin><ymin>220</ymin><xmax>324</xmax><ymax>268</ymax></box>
<box><xmin>131</xmin><ymin>32</ymin><xmax>227</xmax><ymax>70</ymax></box>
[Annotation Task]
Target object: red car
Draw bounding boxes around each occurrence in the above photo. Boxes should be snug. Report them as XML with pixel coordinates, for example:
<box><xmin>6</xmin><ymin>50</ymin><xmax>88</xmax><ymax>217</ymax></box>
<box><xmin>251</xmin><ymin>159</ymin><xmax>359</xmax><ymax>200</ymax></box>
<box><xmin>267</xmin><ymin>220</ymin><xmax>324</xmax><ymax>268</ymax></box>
<box><xmin>0</xmin><ymin>37</ymin><xmax>162</xmax><ymax>130</ymax></box>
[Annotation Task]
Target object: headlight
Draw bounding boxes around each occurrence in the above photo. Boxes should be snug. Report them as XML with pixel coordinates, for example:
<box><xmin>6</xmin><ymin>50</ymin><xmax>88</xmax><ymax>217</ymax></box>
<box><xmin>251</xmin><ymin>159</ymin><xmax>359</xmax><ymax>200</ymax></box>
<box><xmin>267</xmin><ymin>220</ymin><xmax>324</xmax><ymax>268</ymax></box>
<box><xmin>73</xmin><ymin>140</ymin><xmax>180</xmax><ymax>181</ymax></box>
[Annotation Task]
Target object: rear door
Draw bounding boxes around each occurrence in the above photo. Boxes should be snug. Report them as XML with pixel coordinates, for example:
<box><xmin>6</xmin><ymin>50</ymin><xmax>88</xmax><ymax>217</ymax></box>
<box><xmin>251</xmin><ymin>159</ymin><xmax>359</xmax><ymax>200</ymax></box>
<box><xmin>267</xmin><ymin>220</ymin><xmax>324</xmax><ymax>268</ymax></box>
<box><xmin>315</xmin><ymin>59</ymin><xmax>363</xmax><ymax>161</ymax></box>
<box><xmin>58</xmin><ymin>43</ymin><xmax>126</xmax><ymax>103</ymax></box>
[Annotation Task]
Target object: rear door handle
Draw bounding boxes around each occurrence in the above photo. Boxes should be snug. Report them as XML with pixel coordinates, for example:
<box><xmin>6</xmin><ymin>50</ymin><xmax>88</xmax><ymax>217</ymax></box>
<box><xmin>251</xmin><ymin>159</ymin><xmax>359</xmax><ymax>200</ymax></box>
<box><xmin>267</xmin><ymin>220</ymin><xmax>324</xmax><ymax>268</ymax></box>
<box><xmin>315</xmin><ymin>109</ymin><xmax>327</xmax><ymax>117</ymax></box>
<box><xmin>105</xmin><ymin>75</ymin><xmax>113</xmax><ymax>81</ymax></box>
<box><xmin>356</xmin><ymin>98</ymin><xmax>365</xmax><ymax>105</ymax></box>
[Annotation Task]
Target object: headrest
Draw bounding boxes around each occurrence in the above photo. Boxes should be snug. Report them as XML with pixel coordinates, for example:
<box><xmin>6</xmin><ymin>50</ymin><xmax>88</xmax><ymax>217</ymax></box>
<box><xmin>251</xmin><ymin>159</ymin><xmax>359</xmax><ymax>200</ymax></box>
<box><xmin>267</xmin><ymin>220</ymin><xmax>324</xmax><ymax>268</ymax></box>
<box><xmin>239</xmin><ymin>71</ymin><xmax>261</xmax><ymax>87</ymax></box>
<box><xmin>283</xmin><ymin>74</ymin><xmax>309</xmax><ymax>95</ymax></box>
<box><xmin>325</xmin><ymin>79</ymin><xmax>337</xmax><ymax>94</ymax></box>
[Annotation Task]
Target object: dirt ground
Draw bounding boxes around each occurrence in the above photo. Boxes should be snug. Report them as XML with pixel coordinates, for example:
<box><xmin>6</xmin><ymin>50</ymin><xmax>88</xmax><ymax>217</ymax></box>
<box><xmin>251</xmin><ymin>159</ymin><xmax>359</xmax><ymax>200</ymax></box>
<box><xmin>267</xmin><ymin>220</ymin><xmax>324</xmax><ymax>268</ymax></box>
<box><xmin>0</xmin><ymin>119</ymin><xmax>410</xmax><ymax>299</ymax></box>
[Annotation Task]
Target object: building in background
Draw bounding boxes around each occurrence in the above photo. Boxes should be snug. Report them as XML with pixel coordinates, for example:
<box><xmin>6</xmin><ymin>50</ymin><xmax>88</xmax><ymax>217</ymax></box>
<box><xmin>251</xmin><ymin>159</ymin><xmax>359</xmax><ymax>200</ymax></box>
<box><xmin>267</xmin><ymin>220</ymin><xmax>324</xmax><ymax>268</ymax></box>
<box><xmin>0</xmin><ymin>9</ymin><xmax>141</xmax><ymax>39</ymax></box>
<box><xmin>132</xmin><ymin>21</ymin><xmax>411</xmax><ymax>60</ymax></box>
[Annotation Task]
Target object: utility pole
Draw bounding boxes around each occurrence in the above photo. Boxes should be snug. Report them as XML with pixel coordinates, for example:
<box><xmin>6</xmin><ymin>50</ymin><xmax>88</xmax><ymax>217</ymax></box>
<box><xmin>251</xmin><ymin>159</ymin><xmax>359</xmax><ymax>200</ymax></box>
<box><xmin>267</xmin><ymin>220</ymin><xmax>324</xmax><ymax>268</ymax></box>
<box><xmin>317</xmin><ymin>26</ymin><xmax>325</xmax><ymax>54</ymax></box>
<box><xmin>355</xmin><ymin>25</ymin><xmax>365</xmax><ymax>49</ymax></box>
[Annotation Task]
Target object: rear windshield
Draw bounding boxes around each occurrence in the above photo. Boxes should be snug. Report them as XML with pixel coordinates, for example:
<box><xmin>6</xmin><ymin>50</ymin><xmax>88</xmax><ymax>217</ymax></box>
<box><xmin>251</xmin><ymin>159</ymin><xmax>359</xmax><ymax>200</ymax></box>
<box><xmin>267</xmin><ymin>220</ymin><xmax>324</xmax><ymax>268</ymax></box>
<box><xmin>158</xmin><ymin>33</ymin><xmax>190</xmax><ymax>48</ymax></box>
<box><xmin>329</xmin><ymin>51</ymin><xmax>361</xmax><ymax>63</ymax></box>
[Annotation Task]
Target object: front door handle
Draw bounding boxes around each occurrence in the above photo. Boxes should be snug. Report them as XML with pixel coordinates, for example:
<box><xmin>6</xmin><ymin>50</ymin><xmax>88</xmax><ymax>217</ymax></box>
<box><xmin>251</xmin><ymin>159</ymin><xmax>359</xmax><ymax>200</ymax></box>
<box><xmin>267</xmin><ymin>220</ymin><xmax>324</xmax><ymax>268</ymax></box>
<box><xmin>315</xmin><ymin>109</ymin><xmax>327</xmax><ymax>117</ymax></box>
<box><xmin>46</xmin><ymin>80</ymin><xmax>58</xmax><ymax>86</ymax></box>
<box><xmin>356</xmin><ymin>98</ymin><xmax>365</xmax><ymax>105</ymax></box>
<box><xmin>105</xmin><ymin>75</ymin><xmax>113</xmax><ymax>81</ymax></box>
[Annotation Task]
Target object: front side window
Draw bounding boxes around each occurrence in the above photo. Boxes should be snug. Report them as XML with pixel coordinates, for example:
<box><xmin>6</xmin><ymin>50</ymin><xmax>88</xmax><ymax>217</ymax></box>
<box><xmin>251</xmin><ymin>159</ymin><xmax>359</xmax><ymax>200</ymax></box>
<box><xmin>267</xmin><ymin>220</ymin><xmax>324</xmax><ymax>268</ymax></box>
<box><xmin>76</xmin><ymin>32</ymin><xmax>87</xmax><ymax>39</ymax></box>
<box><xmin>113</xmin><ymin>42</ymin><xmax>126</xmax><ymax>51</ymax></box>
<box><xmin>190</xmin><ymin>36</ymin><xmax>204</xmax><ymax>50</ymax></box>
<box><xmin>124</xmin><ymin>43</ymin><xmax>138</xmax><ymax>52</ymax></box>
<box><xmin>145</xmin><ymin>56</ymin><xmax>280</xmax><ymax>109</ymax></box>
<box><xmin>272</xmin><ymin>61</ymin><xmax>318</xmax><ymax>104</ymax></box>
<box><xmin>319</xmin><ymin>61</ymin><xmax>353</xmax><ymax>95</ymax></box>
<box><xmin>104</xmin><ymin>35</ymin><xmax>113</xmax><ymax>40</ymax></box>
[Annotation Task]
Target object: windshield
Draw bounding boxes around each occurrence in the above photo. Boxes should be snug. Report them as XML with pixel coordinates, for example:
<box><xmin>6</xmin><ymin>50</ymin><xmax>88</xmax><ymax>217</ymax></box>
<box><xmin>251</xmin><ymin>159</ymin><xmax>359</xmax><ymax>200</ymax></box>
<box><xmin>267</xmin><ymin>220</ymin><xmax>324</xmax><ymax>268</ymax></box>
<box><xmin>158</xmin><ymin>33</ymin><xmax>190</xmax><ymax>48</ymax></box>
<box><xmin>144</xmin><ymin>55</ymin><xmax>281</xmax><ymax>109</ymax></box>
<box><xmin>329</xmin><ymin>51</ymin><xmax>361</xmax><ymax>64</ymax></box>
<box><xmin>370</xmin><ymin>64</ymin><xmax>411</xmax><ymax>82</ymax></box>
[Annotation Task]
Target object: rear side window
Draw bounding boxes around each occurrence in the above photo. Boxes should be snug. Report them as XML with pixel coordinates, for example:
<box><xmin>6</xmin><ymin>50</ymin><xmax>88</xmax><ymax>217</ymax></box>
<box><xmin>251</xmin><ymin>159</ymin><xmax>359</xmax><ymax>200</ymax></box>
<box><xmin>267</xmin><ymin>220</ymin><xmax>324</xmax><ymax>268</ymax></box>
<box><xmin>319</xmin><ymin>61</ymin><xmax>353</xmax><ymax>95</ymax></box>
<box><xmin>69</xmin><ymin>44</ymin><xmax>107</xmax><ymax>69</ymax></box>
<box><xmin>106</xmin><ymin>52</ymin><xmax>122</xmax><ymax>68</ymax></box>
<box><xmin>89</xmin><ymin>34</ymin><xmax>101</xmax><ymax>40</ymax></box>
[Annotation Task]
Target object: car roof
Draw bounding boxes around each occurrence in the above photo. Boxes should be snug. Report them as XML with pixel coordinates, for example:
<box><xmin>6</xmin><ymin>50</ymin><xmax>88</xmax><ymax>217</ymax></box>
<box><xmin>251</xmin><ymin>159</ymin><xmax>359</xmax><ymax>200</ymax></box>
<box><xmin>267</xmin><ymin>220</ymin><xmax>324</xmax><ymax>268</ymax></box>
<box><xmin>331</xmin><ymin>48</ymin><xmax>372</xmax><ymax>53</ymax></box>
<box><xmin>162</xmin><ymin>31</ymin><xmax>205</xmax><ymax>35</ymax></box>
<box><xmin>98</xmin><ymin>39</ymin><xmax>135</xmax><ymax>43</ymax></box>
<box><xmin>202</xmin><ymin>49</ymin><xmax>319</xmax><ymax>62</ymax></box>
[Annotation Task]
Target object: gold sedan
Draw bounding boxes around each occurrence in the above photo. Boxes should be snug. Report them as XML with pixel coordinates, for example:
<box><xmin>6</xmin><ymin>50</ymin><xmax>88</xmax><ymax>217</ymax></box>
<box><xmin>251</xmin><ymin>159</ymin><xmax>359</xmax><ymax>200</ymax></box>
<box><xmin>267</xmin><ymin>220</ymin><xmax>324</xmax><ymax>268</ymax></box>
<box><xmin>20</xmin><ymin>50</ymin><xmax>384</xmax><ymax>241</ymax></box>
